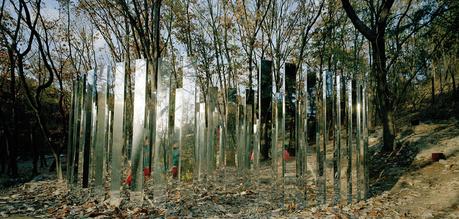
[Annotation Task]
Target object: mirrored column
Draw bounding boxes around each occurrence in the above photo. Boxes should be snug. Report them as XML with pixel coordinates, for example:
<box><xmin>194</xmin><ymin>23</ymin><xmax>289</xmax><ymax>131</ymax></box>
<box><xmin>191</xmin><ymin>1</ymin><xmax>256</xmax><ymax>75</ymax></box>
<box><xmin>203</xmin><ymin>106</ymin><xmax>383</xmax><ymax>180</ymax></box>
<box><xmin>197</xmin><ymin>102</ymin><xmax>207</xmax><ymax>181</ymax></box>
<box><xmin>130</xmin><ymin>59</ymin><xmax>147</xmax><ymax>203</ymax></box>
<box><xmin>95</xmin><ymin>67</ymin><xmax>109</xmax><ymax>196</ymax></box>
<box><xmin>294</xmin><ymin>64</ymin><xmax>308</xmax><ymax>209</ymax></box>
<box><xmin>207</xmin><ymin>87</ymin><xmax>218</xmax><ymax>175</ymax></box>
<box><xmin>179</xmin><ymin>60</ymin><xmax>196</xmax><ymax>182</ymax></box>
<box><xmin>245</xmin><ymin>89</ymin><xmax>254</xmax><ymax>171</ymax></box>
<box><xmin>237</xmin><ymin>92</ymin><xmax>246</xmax><ymax>173</ymax></box>
<box><xmin>363</xmin><ymin>78</ymin><xmax>369</xmax><ymax>199</ymax></box>
<box><xmin>333</xmin><ymin>74</ymin><xmax>342</xmax><ymax>205</ymax></box>
<box><xmin>73</xmin><ymin>77</ymin><xmax>85</xmax><ymax>187</ymax></box>
<box><xmin>110</xmin><ymin>63</ymin><xmax>125</xmax><ymax>204</ymax></box>
<box><xmin>77</xmin><ymin>76</ymin><xmax>88</xmax><ymax>187</ymax></box>
<box><xmin>356</xmin><ymin>80</ymin><xmax>362</xmax><ymax>201</ymax></box>
<box><xmin>82</xmin><ymin>70</ymin><xmax>96</xmax><ymax>188</ymax></box>
<box><xmin>226</xmin><ymin>88</ymin><xmax>238</xmax><ymax>168</ymax></box>
<box><xmin>66</xmin><ymin>80</ymin><xmax>77</xmax><ymax>185</ymax></box>
<box><xmin>174</xmin><ymin>88</ymin><xmax>183</xmax><ymax>182</ymax></box>
<box><xmin>346</xmin><ymin>78</ymin><xmax>353</xmax><ymax>204</ymax></box>
<box><xmin>315</xmin><ymin>70</ymin><xmax>327</xmax><ymax>205</ymax></box>
<box><xmin>260</xmin><ymin>60</ymin><xmax>273</xmax><ymax>162</ymax></box>
<box><xmin>272</xmin><ymin>92</ymin><xmax>285</xmax><ymax>207</ymax></box>
<box><xmin>153</xmin><ymin>58</ymin><xmax>170</xmax><ymax>204</ymax></box>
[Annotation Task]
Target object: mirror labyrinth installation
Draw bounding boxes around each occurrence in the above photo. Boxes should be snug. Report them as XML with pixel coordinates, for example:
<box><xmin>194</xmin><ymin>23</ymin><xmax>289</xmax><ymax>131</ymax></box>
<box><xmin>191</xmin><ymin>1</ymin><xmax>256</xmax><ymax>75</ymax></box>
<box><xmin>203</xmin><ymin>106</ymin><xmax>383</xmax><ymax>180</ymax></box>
<box><xmin>66</xmin><ymin>57</ymin><xmax>370</xmax><ymax>211</ymax></box>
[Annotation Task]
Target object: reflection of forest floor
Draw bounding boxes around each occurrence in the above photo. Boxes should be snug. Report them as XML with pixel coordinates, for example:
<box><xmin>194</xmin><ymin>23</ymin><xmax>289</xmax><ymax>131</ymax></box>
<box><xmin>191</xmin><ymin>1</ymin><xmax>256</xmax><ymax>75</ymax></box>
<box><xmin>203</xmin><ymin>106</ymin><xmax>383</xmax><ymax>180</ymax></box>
<box><xmin>0</xmin><ymin>118</ymin><xmax>458</xmax><ymax>218</ymax></box>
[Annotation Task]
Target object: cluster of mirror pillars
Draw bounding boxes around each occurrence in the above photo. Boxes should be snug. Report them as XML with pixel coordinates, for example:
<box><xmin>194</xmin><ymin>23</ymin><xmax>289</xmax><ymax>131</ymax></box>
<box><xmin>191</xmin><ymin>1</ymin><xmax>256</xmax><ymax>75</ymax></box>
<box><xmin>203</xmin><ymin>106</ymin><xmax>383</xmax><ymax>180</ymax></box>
<box><xmin>66</xmin><ymin>58</ymin><xmax>370</xmax><ymax>211</ymax></box>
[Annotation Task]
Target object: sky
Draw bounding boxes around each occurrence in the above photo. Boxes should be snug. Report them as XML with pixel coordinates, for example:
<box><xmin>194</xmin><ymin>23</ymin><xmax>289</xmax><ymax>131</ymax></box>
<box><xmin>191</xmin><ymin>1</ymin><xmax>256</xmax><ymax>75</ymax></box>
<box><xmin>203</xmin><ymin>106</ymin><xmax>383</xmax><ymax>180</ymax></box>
<box><xmin>42</xmin><ymin>0</ymin><xmax>110</xmax><ymax>64</ymax></box>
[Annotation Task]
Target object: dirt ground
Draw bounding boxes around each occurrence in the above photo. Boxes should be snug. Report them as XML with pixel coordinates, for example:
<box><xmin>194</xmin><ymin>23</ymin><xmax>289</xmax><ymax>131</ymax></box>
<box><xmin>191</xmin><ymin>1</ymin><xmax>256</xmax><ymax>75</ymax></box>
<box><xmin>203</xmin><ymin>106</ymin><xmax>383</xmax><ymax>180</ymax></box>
<box><xmin>0</xmin><ymin>118</ymin><xmax>458</xmax><ymax>218</ymax></box>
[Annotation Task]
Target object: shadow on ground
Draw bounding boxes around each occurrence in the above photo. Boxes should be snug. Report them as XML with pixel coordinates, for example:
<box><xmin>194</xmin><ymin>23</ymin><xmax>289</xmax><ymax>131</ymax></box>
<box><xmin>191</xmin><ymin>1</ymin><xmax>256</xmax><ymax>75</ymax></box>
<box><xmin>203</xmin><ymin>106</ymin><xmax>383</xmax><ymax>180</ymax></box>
<box><xmin>368</xmin><ymin>117</ymin><xmax>459</xmax><ymax>198</ymax></box>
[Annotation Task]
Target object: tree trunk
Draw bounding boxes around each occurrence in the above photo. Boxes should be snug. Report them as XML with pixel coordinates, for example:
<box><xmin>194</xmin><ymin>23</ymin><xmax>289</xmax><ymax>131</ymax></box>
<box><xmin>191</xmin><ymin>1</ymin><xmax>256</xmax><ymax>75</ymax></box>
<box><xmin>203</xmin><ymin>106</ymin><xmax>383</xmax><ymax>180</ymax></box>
<box><xmin>381</xmin><ymin>106</ymin><xmax>395</xmax><ymax>151</ymax></box>
<box><xmin>372</xmin><ymin>39</ymin><xmax>395</xmax><ymax>152</ymax></box>
<box><xmin>341</xmin><ymin>0</ymin><xmax>396</xmax><ymax>152</ymax></box>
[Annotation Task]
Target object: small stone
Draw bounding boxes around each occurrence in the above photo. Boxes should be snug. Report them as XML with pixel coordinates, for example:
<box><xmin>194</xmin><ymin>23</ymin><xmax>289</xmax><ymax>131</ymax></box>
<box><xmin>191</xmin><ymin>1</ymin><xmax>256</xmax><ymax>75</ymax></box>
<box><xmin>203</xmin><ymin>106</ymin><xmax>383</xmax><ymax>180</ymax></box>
<box><xmin>271</xmin><ymin>208</ymin><xmax>282</xmax><ymax>216</ymax></box>
<box><xmin>0</xmin><ymin>211</ymin><xmax>8</xmax><ymax>217</ymax></box>
<box><xmin>421</xmin><ymin>210</ymin><xmax>434</xmax><ymax>219</ymax></box>
<box><xmin>216</xmin><ymin>204</ymin><xmax>226</xmax><ymax>213</ymax></box>
<box><xmin>5</xmin><ymin>205</ymin><xmax>14</xmax><ymax>211</ymax></box>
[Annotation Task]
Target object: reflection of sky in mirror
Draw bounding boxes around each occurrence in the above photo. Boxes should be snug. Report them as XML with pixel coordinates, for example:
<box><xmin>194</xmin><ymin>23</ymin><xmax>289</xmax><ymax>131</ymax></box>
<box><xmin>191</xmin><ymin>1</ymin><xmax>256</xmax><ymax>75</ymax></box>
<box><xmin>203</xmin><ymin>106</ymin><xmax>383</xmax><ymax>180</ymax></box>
<box><xmin>181</xmin><ymin>55</ymin><xmax>197</xmax><ymax>125</ymax></box>
<box><xmin>132</xmin><ymin>59</ymin><xmax>146</xmax><ymax>147</ymax></box>
<box><xmin>48</xmin><ymin>0</ymin><xmax>115</xmax><ymax>67</ymax></box>
<box><xmin>174</xmin><ymin>89</ymin><xmax>183</xmax><ymax>129</ymax></box>
<box><xmin>113</xmin><ymin>63</ymin><xmax>125</xmax><ymax>100</ymax></box>
<box><xmin>87</xmin><ymin>70</ymin><xmax>95</xmax><ymax>85</ymax></box>
<box><xmin>238</xmin><ymin>85</ymin><xmax>246</xmax><ymax>97</ymax></box>
<box><xmin>96</xmin><ymin>66</ymin><xmax>109</xmax><ymax>92</ymax></box>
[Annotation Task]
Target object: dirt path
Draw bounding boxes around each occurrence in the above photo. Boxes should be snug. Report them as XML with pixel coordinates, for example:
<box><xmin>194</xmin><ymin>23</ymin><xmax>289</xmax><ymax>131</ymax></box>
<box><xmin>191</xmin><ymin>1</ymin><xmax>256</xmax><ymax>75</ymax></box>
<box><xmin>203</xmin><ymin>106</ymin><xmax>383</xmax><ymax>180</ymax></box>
<box><xmin>385</xmin><ymin>119</ymin><xmax>459</xmax><ymax>218</ymax></box>
<box><xmin>299</xmin><ymin>118</ymin><xmax>459</xmax><ymax>218</ymax></box>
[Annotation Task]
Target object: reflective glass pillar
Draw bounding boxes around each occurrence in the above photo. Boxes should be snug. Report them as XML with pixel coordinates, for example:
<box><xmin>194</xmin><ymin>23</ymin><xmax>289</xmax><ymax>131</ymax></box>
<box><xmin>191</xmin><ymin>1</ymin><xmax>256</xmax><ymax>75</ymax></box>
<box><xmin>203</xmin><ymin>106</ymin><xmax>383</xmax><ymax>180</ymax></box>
<box><xmin>130</xmin><ymin>59</ymin><xmax>146</xmax><ymax>203</ymax></box>
<box><xmin>237</xmin><ymin>92</ymin><xmax>246</xmax><ymax>172</ymax></box>
<box><xmin>207</xmin><ymin>87</ymin><xmax>218</xmax><ymax>174</ymax></box>
<box><xmin>76</xmin><ymin>76</ymin><xmax>87</xmax><ymax>188</ymax></box>
<box><xmin>226</xmin><ymin>88</ymin><xmax>238</xmax><ymax>168</ymax></box>
<box><xmin>153</xmin><ymin>59</ymin><xmax>170</xmax><ymax>204</ymax></box>
<box><xmin>174</xmin><ymin>88</ymin><xmax>183</xmax><ymax>182</ymax></box>
<box><xmin>110</xmin><ymin>63</ymin><xmax>125</xmax><ymax>204</ymax></box>
<box><xmin>197</xmin><ymin>102</ymin><xmax>207</xmax><ymax>181</ymax></box>
<box><xmin>76</xmin><ymin>78</ymin><xmax>86</xmax><ymax>186</ymax></box>
<box><xmin>315</xmin><ymin>70</ymin><xmax>327</xmax><ymax>205</ymax></box>
<box><xmin>333</xmin><ymin>74</ymin><xmax>342</xmax><ymax>205</ymax></box>
<box><xmin>66</xmin><ymin>80</ymin><xmax>77</xmax><ymax>185</ymax></box>
<box><xmin>272</xmin><ymin>92</ymin><xmax>285</xmax><ymax>207</ymax></box>
<box><xmin>245</xmin><ymin>89</ymin><xmax>254</xmax><ymax>171</ymax></box>
<box><xmin>356</xmin><ymin>80</ymin><xmax>361</xmax><ymax>201</ymax></box>
<box><xmin>363</xmin><ymin>79</ymin><xmax>369</xmax><ymax>199</ymax></box>
<box><xmin>346</xmin><ymin>78</ymin><xmax>353</xmax><ymax>204</ymax></box>
<box><xmin>260</xmin><ymin>60</ymin><xmax>273</xmax><ymax>162</ymax></box>
<box><xmin>95</xmin><ymin>67</ymin><xmax>109</xmax><ymax>196</ymax></box>
<box><xmin>179</xmin><ymin>58</ymin><xmax>196</xmax><ymax>182</ymax></box>
<box><xmin>82</xmin><ymin>70</ymin><xmax>96</xmax><ymax>188</ymax></box>
<box><xmin>299</xmin><ymin>64</ymin><xmax>309</xmax><ymax>207</ymax></box>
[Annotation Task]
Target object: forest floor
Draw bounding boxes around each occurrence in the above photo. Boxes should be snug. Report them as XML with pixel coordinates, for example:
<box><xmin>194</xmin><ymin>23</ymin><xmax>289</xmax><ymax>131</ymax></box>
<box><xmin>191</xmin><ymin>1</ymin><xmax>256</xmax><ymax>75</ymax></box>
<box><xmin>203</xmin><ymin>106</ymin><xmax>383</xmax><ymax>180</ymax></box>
<box><xmin>0</xmin><ymin>116</ymin><xmax>458</xmax><ymax>218</ymax></box>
